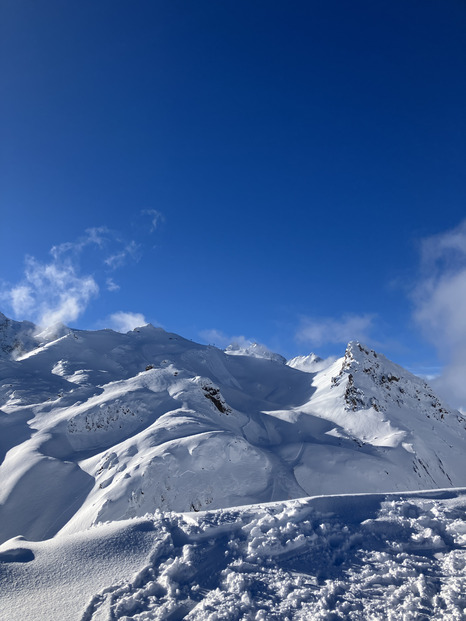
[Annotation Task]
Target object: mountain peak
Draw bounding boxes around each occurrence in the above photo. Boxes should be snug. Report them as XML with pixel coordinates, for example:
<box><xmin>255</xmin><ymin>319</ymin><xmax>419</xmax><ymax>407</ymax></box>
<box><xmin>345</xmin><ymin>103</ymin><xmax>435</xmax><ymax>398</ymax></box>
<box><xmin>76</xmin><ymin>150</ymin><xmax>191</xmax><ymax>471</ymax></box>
<box><xmin>330</xmin><ymin>341</ymin><xmax>461</xmax><ymax>427</ymax></box>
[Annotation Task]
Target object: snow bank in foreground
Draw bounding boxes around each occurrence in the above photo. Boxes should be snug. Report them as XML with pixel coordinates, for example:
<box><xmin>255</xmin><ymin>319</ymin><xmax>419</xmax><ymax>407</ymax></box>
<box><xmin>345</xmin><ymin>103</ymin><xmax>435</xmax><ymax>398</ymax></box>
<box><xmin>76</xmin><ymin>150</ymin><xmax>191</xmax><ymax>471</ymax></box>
<box><xmin>1</xmin><ymin>489</ymin><xmax>465</xmax><ymax>620</ymax></box>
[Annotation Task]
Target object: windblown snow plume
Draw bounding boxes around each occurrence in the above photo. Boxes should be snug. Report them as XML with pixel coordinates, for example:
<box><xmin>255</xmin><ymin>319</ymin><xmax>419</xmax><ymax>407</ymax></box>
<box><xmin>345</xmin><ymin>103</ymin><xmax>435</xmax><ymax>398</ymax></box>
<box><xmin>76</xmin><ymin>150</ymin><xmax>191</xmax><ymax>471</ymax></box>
<box><xmin>107</xmin><ymin>311</ymin><xmax>148</xmax><ymax>333</ymax></box>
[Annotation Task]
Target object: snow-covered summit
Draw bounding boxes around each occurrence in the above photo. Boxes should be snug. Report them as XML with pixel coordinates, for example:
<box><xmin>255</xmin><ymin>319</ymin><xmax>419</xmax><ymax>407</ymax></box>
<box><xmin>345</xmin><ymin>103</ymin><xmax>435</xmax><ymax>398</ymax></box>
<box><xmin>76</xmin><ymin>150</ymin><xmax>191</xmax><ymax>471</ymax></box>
<box><xmin>287</xmin><ymin>352</ymin><xmax>330</xmax><ymax>372</ymax></box>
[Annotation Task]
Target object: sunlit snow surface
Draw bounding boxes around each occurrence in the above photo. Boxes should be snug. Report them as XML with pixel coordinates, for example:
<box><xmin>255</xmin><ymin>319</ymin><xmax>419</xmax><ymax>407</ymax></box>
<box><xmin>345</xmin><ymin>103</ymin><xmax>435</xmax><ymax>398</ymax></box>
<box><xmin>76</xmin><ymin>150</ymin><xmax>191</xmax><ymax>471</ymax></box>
<box><xmin>1</xmin><ymin>489</ymin><xmax>466</xmax><ymax>620</ymax></box>
<box><xmin>0</xmin><ymin>314</ymin><xmax>465</xmax><ymax>618</ymax></box>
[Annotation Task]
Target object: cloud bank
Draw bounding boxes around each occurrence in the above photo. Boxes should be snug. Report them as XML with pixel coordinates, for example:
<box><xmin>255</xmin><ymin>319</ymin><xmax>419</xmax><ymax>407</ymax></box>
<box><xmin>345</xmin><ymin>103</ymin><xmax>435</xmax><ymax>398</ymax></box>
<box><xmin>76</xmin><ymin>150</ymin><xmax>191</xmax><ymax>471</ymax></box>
<box><xmin>413</xmin><ymin>220</ymin><xmax>466</xmax><ymax>410</ymax></box>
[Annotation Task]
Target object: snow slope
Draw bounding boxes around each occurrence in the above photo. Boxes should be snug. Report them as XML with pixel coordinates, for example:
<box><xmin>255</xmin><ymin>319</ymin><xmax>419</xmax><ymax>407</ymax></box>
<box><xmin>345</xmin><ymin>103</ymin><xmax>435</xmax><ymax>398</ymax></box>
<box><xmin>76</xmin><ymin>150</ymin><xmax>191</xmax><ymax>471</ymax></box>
<box><xmin>1</xmin><ymin>488</ymin><xmax>465</xmax><ymax>620</ymax></box>
<box><xmin>0</xmin><ymin>317</ymin><xmax>465</xmax><ymax>544</ymax></box>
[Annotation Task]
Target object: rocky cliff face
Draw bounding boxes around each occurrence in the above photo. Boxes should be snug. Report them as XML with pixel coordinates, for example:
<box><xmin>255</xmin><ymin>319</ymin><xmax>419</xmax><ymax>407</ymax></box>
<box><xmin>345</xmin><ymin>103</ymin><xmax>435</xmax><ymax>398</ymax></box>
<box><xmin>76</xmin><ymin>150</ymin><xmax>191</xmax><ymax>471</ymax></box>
<box><xmin>0</xmin><ymin>312</ymin><xmax>37</xmax><ymax>358</ymax></box>
<box><xmin>333</xmin><ymin>342</ymin><xmax>459</xmax><ymax>423</ymax></box>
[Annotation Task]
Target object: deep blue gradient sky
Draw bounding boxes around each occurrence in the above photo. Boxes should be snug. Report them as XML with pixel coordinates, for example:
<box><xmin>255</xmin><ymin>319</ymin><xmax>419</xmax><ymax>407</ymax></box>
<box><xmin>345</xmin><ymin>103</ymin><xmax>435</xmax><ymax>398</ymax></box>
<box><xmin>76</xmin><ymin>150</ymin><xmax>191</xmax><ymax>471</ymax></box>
<box><xmin>1</xmin><ymin>1</ymin><xmax>466</xmax><ymax>372</ymax></box>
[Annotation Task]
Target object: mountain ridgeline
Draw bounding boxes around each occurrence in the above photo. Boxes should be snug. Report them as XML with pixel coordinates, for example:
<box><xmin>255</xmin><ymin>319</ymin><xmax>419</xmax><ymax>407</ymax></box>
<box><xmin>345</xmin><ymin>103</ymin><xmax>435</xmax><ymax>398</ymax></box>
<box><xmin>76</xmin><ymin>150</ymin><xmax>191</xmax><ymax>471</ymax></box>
<box><xmin>0</xmin><ymin>312</ymin><xmax>465</xmax><ymax>544</ymax></box>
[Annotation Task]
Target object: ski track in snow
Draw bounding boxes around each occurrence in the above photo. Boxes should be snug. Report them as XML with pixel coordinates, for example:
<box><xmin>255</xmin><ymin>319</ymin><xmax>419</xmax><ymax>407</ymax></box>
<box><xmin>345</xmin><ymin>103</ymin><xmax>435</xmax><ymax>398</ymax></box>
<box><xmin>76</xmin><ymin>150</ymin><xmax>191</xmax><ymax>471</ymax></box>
<box><xmin>1</xmin><ymin>489</ymin><xmax>466</xmax><ymax>620</ymax></box>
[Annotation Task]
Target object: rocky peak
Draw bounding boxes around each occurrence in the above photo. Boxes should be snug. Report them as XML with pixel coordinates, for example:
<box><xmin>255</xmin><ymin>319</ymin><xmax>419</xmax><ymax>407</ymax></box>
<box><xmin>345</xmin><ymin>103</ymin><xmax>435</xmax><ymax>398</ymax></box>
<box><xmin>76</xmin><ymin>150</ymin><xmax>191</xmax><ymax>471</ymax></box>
<box><xmin>331</xmin><ymin>342</ymin><xmax>464</xmax><ymax>427</ymax></box>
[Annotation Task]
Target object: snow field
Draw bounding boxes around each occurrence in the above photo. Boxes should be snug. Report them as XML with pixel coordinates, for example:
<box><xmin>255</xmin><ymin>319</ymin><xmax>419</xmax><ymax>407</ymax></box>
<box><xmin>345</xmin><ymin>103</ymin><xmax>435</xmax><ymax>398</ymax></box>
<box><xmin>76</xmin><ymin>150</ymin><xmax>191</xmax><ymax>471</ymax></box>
<box><xmin>1</xmin><ymin>489</ymin><xmax>465</xmax><ymax>620</ymax></box>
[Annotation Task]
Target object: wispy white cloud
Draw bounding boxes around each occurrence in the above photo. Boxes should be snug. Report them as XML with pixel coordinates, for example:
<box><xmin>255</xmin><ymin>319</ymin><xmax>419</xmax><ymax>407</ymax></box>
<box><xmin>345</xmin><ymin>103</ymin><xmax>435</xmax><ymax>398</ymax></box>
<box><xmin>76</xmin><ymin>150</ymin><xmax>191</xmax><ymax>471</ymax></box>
<box><xmin>1</xmin><ymin>226</ymin><xmax>148</xmax><ymax>329</ymax></box>
<box><xmin>419</xmin><ymin>220</ymin><xmax>466</xmax><ymax>268</ymax></box>
<box><xmin>142</xmin><ymin>209</ymin><xmax>164</xmax><ymax>232</ymax></box>
<box><xmin>295</xmin><ymin>313</ymin><xmax>376</xmax><ymax>347</ymax></box>
<box><xmin>50</xmin><ymin>227</ymin><xmax>108</xmax><ymax>260</ymax></box>
<box><xmin>108</xmin><ymin>311</ymin><xmax>148</xmax><ymax>333</ymax></box>
<box><xmin>9</xmin><ymin>284</ymin><xmax>35</xmax><ymax>317</ymax></box>
<box><xmin>106</xmin><ymin>278</ymin><xmax>120</xmax><ymax>292</ymax></box>
<box><xmin>4</xmin><ymin>255</ymin><xmax>99</xmax><ymax>329</ymax></box>
<box><xmin>199</xmin><ymin>329</ymin><xmax>229</xmax><ymax>347</ymax></box>
<box><xmin>413</xmin><ymin>220</ymin><xmax>466</xmax><ymax>409</ymax></box>
<box><xmin>104</xmin><ymin>240</ymin><xmax>141</xmax><ymax>269</ymax></box>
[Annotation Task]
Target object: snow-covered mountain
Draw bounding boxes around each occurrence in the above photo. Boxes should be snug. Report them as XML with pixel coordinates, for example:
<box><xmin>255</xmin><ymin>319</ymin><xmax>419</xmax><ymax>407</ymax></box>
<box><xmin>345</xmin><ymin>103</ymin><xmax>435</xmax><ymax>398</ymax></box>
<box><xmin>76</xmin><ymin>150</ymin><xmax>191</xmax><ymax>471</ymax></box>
<box><xmin>1</xmin><ymin>313</ymin><xmax>466</xmax><ymax>619</ymax></box>
<box><xmin>0</xmin><ymin>314</ymin><xmax>464</xmax><ymax>545</ymax></box>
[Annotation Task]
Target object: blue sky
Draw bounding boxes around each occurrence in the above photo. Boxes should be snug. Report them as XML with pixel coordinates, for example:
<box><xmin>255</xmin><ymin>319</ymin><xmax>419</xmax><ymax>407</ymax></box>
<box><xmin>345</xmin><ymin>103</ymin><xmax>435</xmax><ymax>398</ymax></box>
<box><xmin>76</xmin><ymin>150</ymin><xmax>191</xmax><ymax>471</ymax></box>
<box><xmin>1</xmin><ymin>1</ymin><xmax>466</xmax><ymax>388</ymax></box>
